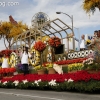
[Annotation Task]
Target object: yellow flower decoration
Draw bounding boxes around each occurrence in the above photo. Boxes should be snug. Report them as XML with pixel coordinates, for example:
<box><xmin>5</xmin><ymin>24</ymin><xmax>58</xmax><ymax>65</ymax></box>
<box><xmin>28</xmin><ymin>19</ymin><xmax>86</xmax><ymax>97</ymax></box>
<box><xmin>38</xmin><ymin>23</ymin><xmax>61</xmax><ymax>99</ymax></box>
<box><xmin>42</xmin><ymin>36</ymin><xmax>50</xmax><ymax>42</ymax></box>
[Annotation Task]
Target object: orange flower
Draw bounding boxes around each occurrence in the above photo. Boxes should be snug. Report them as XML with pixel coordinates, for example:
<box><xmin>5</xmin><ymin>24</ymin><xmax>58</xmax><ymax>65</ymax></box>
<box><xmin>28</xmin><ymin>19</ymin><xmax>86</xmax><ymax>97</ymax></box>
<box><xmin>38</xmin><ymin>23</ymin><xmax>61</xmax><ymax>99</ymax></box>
<box><xmin>34</xmin><ymin>41</ymin><xmax>46</xmax><ymax>52</ymax></box>
<box><xmin>48</xmin><ymin>37</ymin><xmax>61</xmax><ymax>47</ymax></box>
<box><xmin>0</xmin><ymin>68</ymin><xmax>16</xmax><ymax>74</ymax></box>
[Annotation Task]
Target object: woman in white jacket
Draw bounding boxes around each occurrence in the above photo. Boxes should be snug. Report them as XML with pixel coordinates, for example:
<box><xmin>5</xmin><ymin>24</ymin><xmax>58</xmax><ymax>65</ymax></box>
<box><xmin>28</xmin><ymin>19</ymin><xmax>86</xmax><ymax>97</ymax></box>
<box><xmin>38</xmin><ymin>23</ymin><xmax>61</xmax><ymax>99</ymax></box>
<box><xmin>21</xmin><ymin>46</ymin><xmax>31</xmax><ymax>75</ymax></box>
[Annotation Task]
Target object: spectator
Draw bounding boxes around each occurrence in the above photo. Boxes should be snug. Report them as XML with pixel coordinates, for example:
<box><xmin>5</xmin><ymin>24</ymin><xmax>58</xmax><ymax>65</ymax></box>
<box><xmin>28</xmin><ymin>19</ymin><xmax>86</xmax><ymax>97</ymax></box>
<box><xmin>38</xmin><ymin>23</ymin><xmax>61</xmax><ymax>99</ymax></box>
<box><xmin>89</xmin><ymin>30</ymin><xmax>100</xmax><ymax>62</ymax></box>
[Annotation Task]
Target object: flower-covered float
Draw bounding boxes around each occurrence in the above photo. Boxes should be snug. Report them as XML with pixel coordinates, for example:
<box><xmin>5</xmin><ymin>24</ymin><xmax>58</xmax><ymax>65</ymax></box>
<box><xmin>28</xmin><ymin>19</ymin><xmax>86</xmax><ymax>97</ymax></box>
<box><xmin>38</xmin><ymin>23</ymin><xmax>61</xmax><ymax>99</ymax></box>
<box><xmin>0</xmin><ymin>12</ymin><xmax>100</xmax><ymax>93</ymax></box>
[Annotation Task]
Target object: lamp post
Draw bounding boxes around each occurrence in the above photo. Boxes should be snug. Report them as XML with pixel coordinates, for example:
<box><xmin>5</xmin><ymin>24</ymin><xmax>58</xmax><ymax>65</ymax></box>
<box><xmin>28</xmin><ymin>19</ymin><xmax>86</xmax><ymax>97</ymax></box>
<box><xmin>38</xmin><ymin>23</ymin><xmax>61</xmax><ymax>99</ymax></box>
<box><xmin>73</xmin><ymin>27</ymin><xmax>80</xmax><ymax>51</ymax></box>
<box><xmin>56</xmin><ymin>12</ymin><xmax>73</xmax><ymax>34</ymax></box>
<box><xmin>56</xmin><ymin>12</ymin><xmax>75</xmax><ymax>51</ymax></box>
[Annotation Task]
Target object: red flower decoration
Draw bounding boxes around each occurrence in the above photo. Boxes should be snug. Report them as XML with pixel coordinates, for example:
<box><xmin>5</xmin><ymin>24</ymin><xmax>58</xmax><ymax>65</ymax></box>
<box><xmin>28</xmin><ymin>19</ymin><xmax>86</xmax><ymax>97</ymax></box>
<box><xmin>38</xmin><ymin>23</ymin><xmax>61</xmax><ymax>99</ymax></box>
<box><xmin>0</xmin><ymin>49</ymin><xmax>12</xmax><ymax>57</ymax></box>
<box><xmin>1</xmin><ymin>70</ymin><xmax>100</xmax><ymax>83</ymax></box>
<box><xmin>55</xmin><ymin>58</ymin><xmax>87</xmax><ymax>65</ymax></box>
<box><xmin>0</xmin><ymin>68</ymin><xmax>16</xmax><ymax>74</ymax></box>
<box><xmin>48</xmin><ymin>37</ymin><xmax>61</xmax><ymax>48</ymax></box>
<box><xmin>34</xmin><ymin>41</ymin><xmax>46</xmax><ymax>52</ymax></box>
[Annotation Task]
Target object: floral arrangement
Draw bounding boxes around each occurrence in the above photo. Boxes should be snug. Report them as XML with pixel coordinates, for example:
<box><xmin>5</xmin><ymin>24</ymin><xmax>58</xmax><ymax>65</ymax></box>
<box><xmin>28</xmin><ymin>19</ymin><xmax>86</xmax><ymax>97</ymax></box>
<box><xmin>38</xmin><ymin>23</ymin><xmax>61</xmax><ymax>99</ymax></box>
<box><xmin>0</xmin><ymin>70</ymin><xmax>98</xmax><ymax>82</ymax></box>
<box><xmin>86</xmin><ymin>39</ymin><xmax>91</xmax><ymax>45</ymax></box>
<box><xmin>17</xmin><ymin>64</ymin><xmax>23</xmax><ymax>70</ymax></box>
<box><xmin>82</xmin><ymin>57</ymin><xmax>100</xmax><ymax>71</ymax></box>
<box><xmin>42</xmin><ymin>62</ymin><xmax>53</xmax><ymax>69</ymax></box>
<box><xmin>16</xmin><ymin>63</ymin><xmax>23</xmax><ymax>73</ymax></box>
<box><xmin>48</xmin><ymin>37</ymin><xmax>61</xmax><ymax>48</ymax></box>
<box><xmin>1</xmin><ymin>70</ymin><xmax>100</xmax><ymax>93</ymax></box>
<box><xmin>34</xmin><ymin>65</ymin><xmax>42</xmax><ymax>71</ymax></box>
<box><xmin>68</xmin><ymin>63</ymin><xmax>83</xmax><ymax>72</ymax></box>
<box><xmin>55</xmin><ymin>58</ymin><xmax>87</xmax><ymax>65</ymax></box>
<box><xmin>0</xmin><ymin>49</ymin><xmax>12</xmax><ymax>57</ymax></box>
<box><xmin>34</xmin><ymin>65</ymin><xmax>47</xmax><ymax>75</ymax></box>
<box><xmin>0</xmin><ymin>68</ymin><xmax>16</xmax><ymax>74</ymax></box>
<box><xmin>86</xmin><ymin>52</ymin><xmax>94</xmax><ymax>58</ymax></box>
<box><xmin>34</xmin><ymin>41</ymin><xmax>46</xmax><ymax>52</ymax></box>
<box><xmin>83</xmin><ymin>58</ymin><xmax>94</xmax><ymax>65</ymax></box>
<box><xmin>34</xmin><ymin>64</ymin><xmax>47</xmax><ymax>71</ymax></box>
<box><xmin>83</xmin><ymin>57</ymin><xmax>100</xmax><ymax>71</ymax></box>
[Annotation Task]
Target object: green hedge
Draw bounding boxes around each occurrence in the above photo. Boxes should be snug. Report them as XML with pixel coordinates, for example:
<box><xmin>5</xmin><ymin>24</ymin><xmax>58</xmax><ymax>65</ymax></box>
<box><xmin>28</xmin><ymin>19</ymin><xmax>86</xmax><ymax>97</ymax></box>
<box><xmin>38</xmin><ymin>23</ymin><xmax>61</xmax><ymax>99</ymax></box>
<box><xmin>1</xmin><ymin>80</ymin><xmax>100</xmax><ymax>93</ymax></box>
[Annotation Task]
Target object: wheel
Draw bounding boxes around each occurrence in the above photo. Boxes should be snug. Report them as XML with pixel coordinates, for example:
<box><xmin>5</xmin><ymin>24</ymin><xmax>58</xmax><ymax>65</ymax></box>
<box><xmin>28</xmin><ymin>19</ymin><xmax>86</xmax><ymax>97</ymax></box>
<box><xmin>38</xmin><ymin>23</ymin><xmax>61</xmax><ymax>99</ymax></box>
<box><xmin>9</xmin><ymin>52</ymin><xmax>18</xmax><ymax>67</ymax></box>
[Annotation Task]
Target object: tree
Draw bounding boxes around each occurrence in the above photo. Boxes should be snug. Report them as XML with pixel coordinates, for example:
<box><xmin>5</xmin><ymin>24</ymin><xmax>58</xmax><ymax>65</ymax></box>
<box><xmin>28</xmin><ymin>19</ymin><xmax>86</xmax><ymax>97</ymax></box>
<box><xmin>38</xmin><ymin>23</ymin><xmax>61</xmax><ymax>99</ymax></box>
<box><xmin>83</xmin><ymin>0</ymin><xmax>100</xmax><ymax>14</ymax></box>
<box><xmin>0</xmin><ymin>15</ymin><xmax>28</xmax><ymax>49</ymax></box>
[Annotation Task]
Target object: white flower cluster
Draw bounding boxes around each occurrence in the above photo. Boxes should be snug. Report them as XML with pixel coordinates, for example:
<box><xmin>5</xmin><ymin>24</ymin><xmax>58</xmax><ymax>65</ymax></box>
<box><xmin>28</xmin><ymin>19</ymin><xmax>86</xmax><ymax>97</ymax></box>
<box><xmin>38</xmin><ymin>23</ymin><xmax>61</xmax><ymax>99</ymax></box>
<box><xmin>48</xmin><ymin>79</ymin><xmax>56</xmax><ymax>86</ymax></box>
<box><xmin>1</xmin><ymin>78</ymin><xmax>74</xmax><ymax>88</ymax></box>
<box><xmin>13</xmin><ymin>79</ymin><xmax>28</xmax><ymax>86</ymax></box>
<box><xmin>83</xmin><ymin>58</ymin><xmax>94</xmax><ymax>65</ymax></box>
<box><xmin>22</xmin><ymin>79</ymin><xmax>28</xmax><ymax>84</ymax></box>
<box><xmin>34</xmin><ymin>79</ymin><xmax>41</xmax><ymax>86</ymax></box>
<box><xmin>13</xmin><ymin>80</ymin><xmax>19</xmax><ymax>86</ymax></box>
<box><xmin>65</xmin><ymin>78</ymin><xmax>74</xmax><ymax>82</ymax></box>
<box><xmin>3</xmin><ymin>81</ymin><xmax>7</xmax><ymax>85</ymax></box>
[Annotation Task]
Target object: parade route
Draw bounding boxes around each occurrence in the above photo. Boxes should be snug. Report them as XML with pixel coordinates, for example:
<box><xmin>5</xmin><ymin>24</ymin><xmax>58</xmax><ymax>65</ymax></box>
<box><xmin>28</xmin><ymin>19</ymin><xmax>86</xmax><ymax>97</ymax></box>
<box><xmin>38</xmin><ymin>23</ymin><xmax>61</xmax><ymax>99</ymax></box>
<box><xmin>0</xmin><ymin>89</ymin><xmax>100</xmax><ymax>100</ymax></box>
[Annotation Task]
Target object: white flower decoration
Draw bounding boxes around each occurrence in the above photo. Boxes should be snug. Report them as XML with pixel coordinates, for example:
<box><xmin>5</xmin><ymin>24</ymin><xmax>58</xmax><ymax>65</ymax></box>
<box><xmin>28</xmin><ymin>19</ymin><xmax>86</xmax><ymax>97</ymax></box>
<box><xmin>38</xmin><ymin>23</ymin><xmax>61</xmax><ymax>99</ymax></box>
<box><xmin>13</xmin><ymin>80</ymin><xmax>19</xmax><ymax>86</ymax></box>
<box><xmin>83</xmin><ymin>60</ymin><xmax>86</xmax><ymax>64</ymax></box>
<box><xmin>34</xmin><ymin>79</ymin><xmax>41</xmax><ymax>86</ymax></box>
<box><xmin>65</xmin><ymin>79</ymin><xmax>67</xmax><ymax>81</ymax></box>
<box><xmin>48</xmin><ymin>79</ymin><xmax>56</xmax><ymax>86</ymax></box>
<box><xmin>3</xmin><ymin>81</ymin><xmax>7</xmax><ymax>85</ymax></box>
<box><xmin>22</xmin><ymin>79</ymin><xmax>28</xmax><ymax>84</ymax></box>
<box><xmin>38</xmin><ymin>79</ymin><xmax>41</xmax><ymax>82</ymax></box>
<box><xmin>68</xmin><ymin>78</ymin><xmax>74</xmax><ymax>82</ymax></box>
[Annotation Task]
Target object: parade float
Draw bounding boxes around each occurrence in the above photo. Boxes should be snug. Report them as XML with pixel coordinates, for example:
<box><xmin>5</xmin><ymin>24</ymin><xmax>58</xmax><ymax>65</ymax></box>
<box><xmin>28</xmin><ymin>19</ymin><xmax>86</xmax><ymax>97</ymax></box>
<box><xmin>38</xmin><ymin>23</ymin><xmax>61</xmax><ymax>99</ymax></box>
<box><xmin>0</xmin><ymin>12</ymin><xmax>100</xmax><ymax>93</ymax></box>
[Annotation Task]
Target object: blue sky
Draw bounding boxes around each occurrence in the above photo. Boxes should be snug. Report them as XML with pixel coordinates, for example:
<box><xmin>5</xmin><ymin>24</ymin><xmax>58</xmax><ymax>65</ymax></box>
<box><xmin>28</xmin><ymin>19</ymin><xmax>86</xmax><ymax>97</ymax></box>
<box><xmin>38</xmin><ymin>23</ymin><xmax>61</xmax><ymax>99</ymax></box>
<box><xmin>0</xmin><ymin>0</ymin><xmax>100</xmax><ymax>50</ymax></box>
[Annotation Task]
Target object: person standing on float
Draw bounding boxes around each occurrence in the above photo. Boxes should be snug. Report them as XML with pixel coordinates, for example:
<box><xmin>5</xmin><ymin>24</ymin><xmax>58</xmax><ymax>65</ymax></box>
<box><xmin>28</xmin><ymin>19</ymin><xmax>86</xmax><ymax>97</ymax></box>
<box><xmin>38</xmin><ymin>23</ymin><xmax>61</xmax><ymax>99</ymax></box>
<box><xmin>21</xmin><ymin>46</ymin><xmax>31</xmax><ymax>75</ymax></box>
<box><xmin>80</xmin><ymin>35</ymin><xmax>86</xmax><ymax>51</ymax></box>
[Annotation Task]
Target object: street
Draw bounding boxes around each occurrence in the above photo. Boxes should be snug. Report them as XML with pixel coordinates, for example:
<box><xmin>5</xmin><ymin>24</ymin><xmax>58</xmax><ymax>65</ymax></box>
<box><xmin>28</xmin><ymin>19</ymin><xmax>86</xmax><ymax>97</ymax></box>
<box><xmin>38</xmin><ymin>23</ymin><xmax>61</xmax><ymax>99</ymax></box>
<box><xmin>0</xmin><ymin>89</ymin><xmax>100</xmax><ymax>100</ymax></box>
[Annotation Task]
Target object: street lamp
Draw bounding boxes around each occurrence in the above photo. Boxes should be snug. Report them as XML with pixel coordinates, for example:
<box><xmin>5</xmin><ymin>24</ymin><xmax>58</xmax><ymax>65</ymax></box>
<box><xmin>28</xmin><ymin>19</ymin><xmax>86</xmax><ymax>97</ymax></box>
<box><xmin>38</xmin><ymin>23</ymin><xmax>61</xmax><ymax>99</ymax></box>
<box><xmin>56</xmin><ymin>12</ymin><xmax>75</xmax><ymax>51</ymax></box>
<box><xmin>56</xmin><ymin>12</ymin><xmax>73</xmax><ymax>34</ymax></box>
<box><xmin>73</xmin><ymin>27</ymin><xmax>80</xmax><ymax>51</ymax></box>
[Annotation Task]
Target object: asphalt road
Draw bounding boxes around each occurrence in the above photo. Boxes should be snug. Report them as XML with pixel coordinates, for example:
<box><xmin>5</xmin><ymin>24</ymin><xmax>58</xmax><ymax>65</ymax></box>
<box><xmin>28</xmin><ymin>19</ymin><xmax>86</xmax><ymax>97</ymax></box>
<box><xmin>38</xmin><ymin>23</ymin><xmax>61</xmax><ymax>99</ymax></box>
<box><xmin>0</xmin><ymin>89</ymin><xmax>100</xmax><ymax>100</ymax></box>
